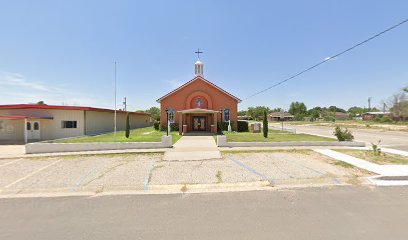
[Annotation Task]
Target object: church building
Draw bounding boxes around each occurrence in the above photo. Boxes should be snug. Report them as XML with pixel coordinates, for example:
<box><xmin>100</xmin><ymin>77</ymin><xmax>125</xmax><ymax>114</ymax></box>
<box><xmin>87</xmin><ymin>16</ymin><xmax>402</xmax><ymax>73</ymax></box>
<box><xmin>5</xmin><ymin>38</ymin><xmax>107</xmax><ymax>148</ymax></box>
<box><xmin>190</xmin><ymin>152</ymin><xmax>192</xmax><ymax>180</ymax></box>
<box><xmin>156</xmin><ymin>53</ymin><xmax>241</xmax><ymax>134</ymax></box>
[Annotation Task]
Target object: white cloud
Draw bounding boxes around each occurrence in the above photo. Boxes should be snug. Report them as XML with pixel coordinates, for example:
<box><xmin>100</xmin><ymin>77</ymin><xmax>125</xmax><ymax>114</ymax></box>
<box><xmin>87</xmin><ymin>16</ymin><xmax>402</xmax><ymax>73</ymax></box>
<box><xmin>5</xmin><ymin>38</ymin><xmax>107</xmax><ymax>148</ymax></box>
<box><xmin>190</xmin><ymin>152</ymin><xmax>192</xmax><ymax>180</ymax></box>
<box><xmin>167</xmin><ymin>79</ymin><xmax>184</xmax><ymax>88</ymax></box>
<box><xmin>0</xmin><ymin>71</ymin><xmax>111</xmax><ymax>108</ymax></box>
<box><xmin>0</xmin><ymin>71</ymin><xmax>53</xmax><ymax>91</ymax></box>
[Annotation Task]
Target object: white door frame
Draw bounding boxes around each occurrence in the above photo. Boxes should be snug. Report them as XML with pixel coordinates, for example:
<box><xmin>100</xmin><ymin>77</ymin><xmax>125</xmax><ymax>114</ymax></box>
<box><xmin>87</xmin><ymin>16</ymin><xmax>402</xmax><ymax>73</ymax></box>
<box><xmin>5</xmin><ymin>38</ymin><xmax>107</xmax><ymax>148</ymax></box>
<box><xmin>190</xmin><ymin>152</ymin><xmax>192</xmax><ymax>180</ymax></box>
<box><xmin>26</xmin><ymin>120</ymin><xmax>41</xmax><ymax>140</ymax></box>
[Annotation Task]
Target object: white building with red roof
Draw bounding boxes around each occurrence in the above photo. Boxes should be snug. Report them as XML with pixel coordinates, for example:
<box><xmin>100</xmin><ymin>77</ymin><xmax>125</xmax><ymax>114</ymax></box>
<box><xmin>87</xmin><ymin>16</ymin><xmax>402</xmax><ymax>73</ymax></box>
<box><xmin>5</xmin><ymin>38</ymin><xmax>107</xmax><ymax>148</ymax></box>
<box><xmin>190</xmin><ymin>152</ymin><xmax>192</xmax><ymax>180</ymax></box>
<box><xmin>0</xmin><ymin>104</ymin><xmax>151</xmax><ymax>143</ymax></box>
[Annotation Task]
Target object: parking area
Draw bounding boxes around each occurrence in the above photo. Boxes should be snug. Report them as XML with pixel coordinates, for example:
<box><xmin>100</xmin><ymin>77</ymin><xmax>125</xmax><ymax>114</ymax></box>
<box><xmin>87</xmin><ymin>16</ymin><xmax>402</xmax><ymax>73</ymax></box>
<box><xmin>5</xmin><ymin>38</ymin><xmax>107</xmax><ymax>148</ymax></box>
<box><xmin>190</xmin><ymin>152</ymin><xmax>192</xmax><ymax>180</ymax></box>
<box><xmin>0</xmin><ymin>151</ymin><xmax>370</xmax><ymax>196</ymax></box>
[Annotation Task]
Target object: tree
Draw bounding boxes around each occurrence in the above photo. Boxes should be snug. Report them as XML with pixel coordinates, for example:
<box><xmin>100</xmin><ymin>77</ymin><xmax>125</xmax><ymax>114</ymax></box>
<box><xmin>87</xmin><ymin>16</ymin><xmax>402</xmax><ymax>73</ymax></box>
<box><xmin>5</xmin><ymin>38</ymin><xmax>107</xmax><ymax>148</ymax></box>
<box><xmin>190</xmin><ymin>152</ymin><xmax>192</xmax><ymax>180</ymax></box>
<box><xmin>125</xmin><ymin>113</ymin><xmax>130</xmax><ymax>138</ymax></box>
<box><xmin>247</xmin><ymin>106</ymin><xmax>270</xmax><ymax>120</ymax></box>
<box><xmin>328</xmin><ymin>106</ymin><xmax>346</xmax><ymax>113</ymax></box>
<box><xmin>270</xmin><ymin>107</ymin><xmax>282</xmax><ymax>112</ymax></box>
<box><xmin>145</xmin><ymin>107</ymin><xmax>160</xmax><ymax>121</ymax></box>
<box><xmin>36</xmin><ymin>101</ymin><xmax>46</xmax><ymax>105</ymax></box>
<box><xmin>238</xmin><ymin>110</ymin><xmax>247</xmax><ymax>116</ymax></box>
<box><xmin>307</xmin><ymin>107</ymin><xmax>322</xmax><ymax>120</ymax></box>
<box><xmin>288</xmin><ymin>102</ymin><xmax>307</xmax><ymax>120</ymax></box>
<box><xmin>403</xmin><ymin>87</ymin><xmax>408</xmax><ymax>93</ymax></box>
<box><xmin>387</xmin><ymin>92</ymin><xmax>408</xmax><ymax>121</ymax></box>
<box><xmin>263</xmin><ymin>110</ymin><xmax>268</xmax><ymax>138</ymax></box>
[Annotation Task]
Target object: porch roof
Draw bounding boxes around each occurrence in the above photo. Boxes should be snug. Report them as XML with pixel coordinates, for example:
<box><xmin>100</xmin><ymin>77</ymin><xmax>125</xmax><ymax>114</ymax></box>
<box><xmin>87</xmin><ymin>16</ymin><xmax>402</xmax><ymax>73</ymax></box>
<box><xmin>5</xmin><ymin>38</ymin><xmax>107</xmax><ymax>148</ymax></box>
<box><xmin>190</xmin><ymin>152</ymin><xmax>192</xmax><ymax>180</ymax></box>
<box><xmin>177</xmin><ymin>108</ymin><xmax>220</xmax><ymax>114</ymax></box>
<box><xmin>0</xmin><ymin>115</ymin><xmax>54</xmax><ymax>120</ymax></box>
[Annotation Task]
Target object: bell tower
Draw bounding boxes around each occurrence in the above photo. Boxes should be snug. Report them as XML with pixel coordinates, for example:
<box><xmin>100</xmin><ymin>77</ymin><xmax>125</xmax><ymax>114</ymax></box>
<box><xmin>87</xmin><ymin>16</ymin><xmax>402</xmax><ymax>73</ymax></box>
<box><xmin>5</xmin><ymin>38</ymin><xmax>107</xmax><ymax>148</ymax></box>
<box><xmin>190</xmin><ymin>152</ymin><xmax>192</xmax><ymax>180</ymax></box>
<box><xmin>194</xmin><ymin>48</ymin><xmax>204</xmax><ymax>77</ymax></box>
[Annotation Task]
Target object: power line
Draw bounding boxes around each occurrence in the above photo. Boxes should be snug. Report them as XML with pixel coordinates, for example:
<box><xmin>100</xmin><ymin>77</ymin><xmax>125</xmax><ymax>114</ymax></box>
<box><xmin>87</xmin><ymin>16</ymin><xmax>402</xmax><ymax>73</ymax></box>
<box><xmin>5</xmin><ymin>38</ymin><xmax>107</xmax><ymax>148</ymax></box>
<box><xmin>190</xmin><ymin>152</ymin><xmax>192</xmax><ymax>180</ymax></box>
<box><xmin>244</xmin><ymin>18</ymin><xmax>408</xmax><ymax>101</ymax></box>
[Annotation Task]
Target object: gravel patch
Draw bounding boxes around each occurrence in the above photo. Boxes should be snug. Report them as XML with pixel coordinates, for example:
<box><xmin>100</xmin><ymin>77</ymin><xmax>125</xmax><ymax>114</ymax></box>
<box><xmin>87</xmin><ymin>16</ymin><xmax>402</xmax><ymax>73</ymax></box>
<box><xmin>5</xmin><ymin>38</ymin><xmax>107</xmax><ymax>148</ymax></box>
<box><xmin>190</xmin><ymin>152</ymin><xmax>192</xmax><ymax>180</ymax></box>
<box><xmin>150</xmin><ymin>159</ymin><xmax>262</xmax><ymax>185</ymax></box>
<box><xmin>84</xmin><ymin>155</ymin><xmax>161</xmax><ymax>191</ymax></box>
<box><xmin>0</xmin><ymin>158</ymin><xmax>56</xmax><ymax>188</ymax></box>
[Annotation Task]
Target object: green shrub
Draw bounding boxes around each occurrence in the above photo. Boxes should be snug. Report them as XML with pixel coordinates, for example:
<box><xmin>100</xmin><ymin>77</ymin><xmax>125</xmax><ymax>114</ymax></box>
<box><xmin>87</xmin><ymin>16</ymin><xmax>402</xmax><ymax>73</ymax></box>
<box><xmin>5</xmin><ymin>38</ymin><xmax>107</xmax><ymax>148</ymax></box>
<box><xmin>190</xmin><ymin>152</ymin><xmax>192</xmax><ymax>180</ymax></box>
<box><xmin>160</xmin><ymin>123</ymin><xmax>179</xmax><ymax>132</ymax></box>
<box><xmin>153</xmin><ymin>121</ymin><xmax>160</xmax><ymax>130</ymax></box>
<box><xmin>237</xmin><ymin>121</ymin><xmax>249</xmax><ymax>132</ymax></box>
<box><xmin>333</xmin><ymin>126</ymin><xmax>354</xmax><ymax>141</ymax></box>
<box><xmin>371</xmin><ymin>140</ymin><xmax>382</xmax><ymax>156</ymax></box>
<box><xmin>218</xmin><ymin>121</ymin><xmax>235</xmax><ymax>131</ymax></box>
<box><xmin>125</xmin><ymin>113</ymin><xmax>130</xmax><ymax>138</ymax></box>
<box><xmin>373</xmin><ymin>116</ymin><xmax>393</xmax><ymax>123</ymax></box>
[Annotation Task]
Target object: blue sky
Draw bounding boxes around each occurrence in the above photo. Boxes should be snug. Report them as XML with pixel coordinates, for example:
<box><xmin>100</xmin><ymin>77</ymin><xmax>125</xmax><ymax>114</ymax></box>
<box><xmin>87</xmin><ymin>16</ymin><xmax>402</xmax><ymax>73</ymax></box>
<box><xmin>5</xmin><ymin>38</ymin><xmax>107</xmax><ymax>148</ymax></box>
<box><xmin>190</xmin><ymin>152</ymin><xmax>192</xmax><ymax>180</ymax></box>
<box><xmin>0</xmin><ymin>0</ymin><xmax>407</xmax><ymax>111</ymax></box>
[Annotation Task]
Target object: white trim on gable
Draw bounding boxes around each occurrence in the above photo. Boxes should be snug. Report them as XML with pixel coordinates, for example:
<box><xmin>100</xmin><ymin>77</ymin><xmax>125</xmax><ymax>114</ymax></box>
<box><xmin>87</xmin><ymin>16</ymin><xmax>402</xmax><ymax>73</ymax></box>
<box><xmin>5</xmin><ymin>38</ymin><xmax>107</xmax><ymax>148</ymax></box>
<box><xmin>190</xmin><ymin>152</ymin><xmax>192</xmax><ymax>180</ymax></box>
<box><xmin>156</xmin><ymin>76</ymin><xmax>241</xmax><ymax>103</ymax></box>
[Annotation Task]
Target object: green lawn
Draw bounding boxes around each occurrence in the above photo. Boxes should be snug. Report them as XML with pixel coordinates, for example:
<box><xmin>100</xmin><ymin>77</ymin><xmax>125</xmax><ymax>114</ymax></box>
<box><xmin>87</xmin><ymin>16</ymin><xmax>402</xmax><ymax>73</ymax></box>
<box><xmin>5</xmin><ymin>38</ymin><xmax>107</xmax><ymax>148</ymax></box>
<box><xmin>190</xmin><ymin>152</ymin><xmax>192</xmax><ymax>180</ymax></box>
<box><xmin>54</xmin><ymin>126</ymin><xmax>181</xmax><ymax>144</ymax></box>
<box><xmin>223</xmin><ymin>131</ymin><xmax>336</xmax><ymax>142</ymax></box>
<box><xmin>336</xmin><ymin>149</ymin><xmax>408</xmax><ymax>165</ymax></box>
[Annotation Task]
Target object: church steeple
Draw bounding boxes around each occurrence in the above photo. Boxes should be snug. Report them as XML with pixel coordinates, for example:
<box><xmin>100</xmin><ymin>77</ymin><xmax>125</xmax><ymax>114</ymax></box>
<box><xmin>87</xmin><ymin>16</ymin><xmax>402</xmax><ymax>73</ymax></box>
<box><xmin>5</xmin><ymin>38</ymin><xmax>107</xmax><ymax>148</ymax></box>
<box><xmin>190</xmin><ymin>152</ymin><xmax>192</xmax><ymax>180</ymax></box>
<box><xmin>194</xmin><ymin>48</ymin><xmax>204</xmax><ymax>77</ymax></box>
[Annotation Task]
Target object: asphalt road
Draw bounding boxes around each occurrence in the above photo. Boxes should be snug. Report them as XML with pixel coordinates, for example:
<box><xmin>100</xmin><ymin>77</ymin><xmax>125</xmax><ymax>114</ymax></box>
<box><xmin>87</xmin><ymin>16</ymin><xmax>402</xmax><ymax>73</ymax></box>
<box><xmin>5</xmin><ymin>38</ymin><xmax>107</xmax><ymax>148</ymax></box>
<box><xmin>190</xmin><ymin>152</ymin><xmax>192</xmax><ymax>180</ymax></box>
<box><xmin>1</xmin><ymin>186</ymin><xmax>408</xmax><ymax>240</ymax></box>
<box><xmin>271</xmin><ymin>123</ymin><xmax>408</xmax><ymax>151</ymax></box>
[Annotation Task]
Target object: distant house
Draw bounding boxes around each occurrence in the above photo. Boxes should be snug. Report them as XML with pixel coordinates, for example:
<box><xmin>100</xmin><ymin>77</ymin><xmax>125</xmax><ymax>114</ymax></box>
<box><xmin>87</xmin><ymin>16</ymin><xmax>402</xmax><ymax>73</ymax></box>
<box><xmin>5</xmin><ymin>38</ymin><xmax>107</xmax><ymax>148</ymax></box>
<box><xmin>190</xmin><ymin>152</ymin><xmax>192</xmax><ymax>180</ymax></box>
<box><xmin>334</xmin><ymin>112</ymin><xmax>349</xmax><ymax>120</ymax></box>
<box><xmin>362</xmin><ymin>112</ymin><xmax>391</xmax><ymax>121</ymax></box>
<box><xmin>268</xmin><ymin>112</ymin><xmax>294</xmax><ymax>121</ymax></box>
<box><xmin>0</xmin><ymin>104</ymin><xmax>151</xmax><ymax>143</ymax></box>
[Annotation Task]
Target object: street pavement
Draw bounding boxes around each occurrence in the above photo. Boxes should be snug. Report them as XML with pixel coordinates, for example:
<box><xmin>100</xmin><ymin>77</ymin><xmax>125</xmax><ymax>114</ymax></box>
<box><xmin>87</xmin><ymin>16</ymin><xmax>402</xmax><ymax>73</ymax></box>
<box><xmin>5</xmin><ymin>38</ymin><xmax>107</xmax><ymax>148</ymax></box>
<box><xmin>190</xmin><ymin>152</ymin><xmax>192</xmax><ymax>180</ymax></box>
<box><xmin>1</xmin><ymin>186</ymin><xmax>408</xmax><ymax>240</ymax></box>
<box><xmin>271</xmin><ymin>123</ymin><xmax>408</xmax><ymax>151</ymax></box>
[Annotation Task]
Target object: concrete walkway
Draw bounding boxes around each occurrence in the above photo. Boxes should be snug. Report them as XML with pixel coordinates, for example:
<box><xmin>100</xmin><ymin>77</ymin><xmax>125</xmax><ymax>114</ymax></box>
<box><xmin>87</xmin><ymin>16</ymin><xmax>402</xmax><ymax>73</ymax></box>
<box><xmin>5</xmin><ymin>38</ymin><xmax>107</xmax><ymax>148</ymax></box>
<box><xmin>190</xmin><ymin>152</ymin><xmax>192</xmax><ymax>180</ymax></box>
<box><xmin>314</xmin><ymin>149</ymin><xmax>408</xmax><ymax>176</ymax></box>
<box><xmin>0</xmin><ymin>145</ymin><xmax>26</xmax><ymax>159</ymax></box>
<box><xmin>163</xmin><ymin>135</ymin><xmax>221</xmax><ymax>161</ymax></box>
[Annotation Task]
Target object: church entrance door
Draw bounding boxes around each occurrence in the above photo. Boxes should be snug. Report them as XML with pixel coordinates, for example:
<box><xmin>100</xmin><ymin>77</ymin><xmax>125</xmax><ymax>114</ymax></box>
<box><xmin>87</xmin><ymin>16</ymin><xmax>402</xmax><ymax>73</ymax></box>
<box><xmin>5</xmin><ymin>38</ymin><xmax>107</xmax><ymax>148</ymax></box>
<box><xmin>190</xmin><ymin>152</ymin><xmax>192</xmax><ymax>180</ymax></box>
<box><xmin>192</xmin><ymin>116</ymin><xmax>206</xmax><ymax>131</ymax></box>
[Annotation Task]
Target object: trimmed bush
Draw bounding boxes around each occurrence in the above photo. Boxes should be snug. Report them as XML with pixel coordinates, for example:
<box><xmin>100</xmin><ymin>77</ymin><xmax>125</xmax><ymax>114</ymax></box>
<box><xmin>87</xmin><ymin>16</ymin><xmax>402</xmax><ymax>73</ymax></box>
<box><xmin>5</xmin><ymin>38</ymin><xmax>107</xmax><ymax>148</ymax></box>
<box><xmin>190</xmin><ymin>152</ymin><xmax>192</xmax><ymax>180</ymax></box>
<box><xmin>263</xmin><ymin>110</ymin><xmax>268</xmax><ymax>138</ymax></box>
<box><xmin>125</xmin><ymin>113</ymin><xmax>130</xmax><ymax>138</ymax></box>
<box><xmin>153</xmin><ymin>121</ymin><xmax>160</xmax><ymax>130</ymax></box>
<box><xmin>333</xmin><ymin>126</ymin><xmax>354</xmax><ymax>141</ymax></box>
<box><xmin>160</xmin><ymin>122</ymin><xmax>179</xmax><ymax>132</ymax></box>
<box><xmin>237</xmin><ymin>121</ymin><xmax>249</xmax><ymax>132</ymax></box>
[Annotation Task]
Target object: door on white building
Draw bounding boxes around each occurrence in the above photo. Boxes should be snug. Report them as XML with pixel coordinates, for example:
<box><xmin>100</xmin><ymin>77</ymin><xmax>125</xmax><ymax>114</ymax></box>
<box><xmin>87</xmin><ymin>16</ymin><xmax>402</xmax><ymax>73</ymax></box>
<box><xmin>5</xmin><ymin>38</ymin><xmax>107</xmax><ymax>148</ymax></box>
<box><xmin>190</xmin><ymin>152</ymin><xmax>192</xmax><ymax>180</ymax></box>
<box><xmin>27</xmin><ymin>121</ymin><xmax>41</xmax><ymax>140</ymax></box>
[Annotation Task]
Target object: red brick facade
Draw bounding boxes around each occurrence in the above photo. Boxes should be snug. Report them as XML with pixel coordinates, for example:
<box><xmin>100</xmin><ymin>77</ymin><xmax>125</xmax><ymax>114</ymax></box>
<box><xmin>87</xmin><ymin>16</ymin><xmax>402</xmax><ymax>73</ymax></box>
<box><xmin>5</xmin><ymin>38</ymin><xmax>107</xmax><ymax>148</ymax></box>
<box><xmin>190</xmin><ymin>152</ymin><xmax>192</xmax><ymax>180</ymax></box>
<box><xmin>157</xmin><ymin>76</ymin><xmax>240</xmax><ymax>133</ymax></box>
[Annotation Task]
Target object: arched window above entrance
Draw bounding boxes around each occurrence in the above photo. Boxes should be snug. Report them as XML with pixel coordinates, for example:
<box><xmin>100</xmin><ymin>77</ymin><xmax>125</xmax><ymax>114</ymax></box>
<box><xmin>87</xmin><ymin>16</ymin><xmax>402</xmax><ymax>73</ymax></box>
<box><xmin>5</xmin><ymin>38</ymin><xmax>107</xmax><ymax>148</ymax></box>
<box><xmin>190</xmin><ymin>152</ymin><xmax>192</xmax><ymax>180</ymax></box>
<box><xmin>186</xmin><ymin>91</ymin><xmax>213</xmax><ymax>109</ymax></box>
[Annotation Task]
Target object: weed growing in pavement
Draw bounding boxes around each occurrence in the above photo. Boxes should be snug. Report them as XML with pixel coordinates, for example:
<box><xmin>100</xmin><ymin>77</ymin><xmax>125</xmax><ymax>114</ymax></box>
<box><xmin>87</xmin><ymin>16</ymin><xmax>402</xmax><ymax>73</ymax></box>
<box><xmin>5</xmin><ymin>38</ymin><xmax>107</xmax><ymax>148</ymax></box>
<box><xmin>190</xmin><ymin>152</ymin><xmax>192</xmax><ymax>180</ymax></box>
<box><xmin>180</xmin><ymin>184</ymin><xmax>188</xmax><ymax>193</ymax></box>
<box><xmin>216</xmin><ymin>170</ymin><xmax>222</xmax><ymax>183</ymax></box>
<box><xmin>371</xmin><ymin>140</ymin><xmax>382</xmax><ymax>156</ymax></box>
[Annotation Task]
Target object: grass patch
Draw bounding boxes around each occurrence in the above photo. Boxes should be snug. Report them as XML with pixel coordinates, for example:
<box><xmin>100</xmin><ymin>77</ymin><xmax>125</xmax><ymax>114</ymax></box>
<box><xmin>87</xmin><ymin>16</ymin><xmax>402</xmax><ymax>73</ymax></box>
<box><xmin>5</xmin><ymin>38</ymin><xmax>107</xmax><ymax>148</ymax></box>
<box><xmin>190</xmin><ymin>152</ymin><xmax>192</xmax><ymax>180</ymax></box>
<box><xmin>334</xmin><ymin>161</ymin><xmax>354</xmax><ymax>168</ymax></box>
<box><xmin>53</xmin><ymin>126</ymin><xmax>181</xmax><ymax>144</ymax></box>
<box><xmin>223</xmin><ymin>131</ymin><xmax>335</xmax><ymax>142</ymax></box>
<box><xmin>221</xmin><ymin>149</ymin><xmax>312</xmax><ymax>155</ymax></box>
<box><xmin>336</xmin><ymin>149</ymin><xmax>408</xmax><ymax>165</ymax></box>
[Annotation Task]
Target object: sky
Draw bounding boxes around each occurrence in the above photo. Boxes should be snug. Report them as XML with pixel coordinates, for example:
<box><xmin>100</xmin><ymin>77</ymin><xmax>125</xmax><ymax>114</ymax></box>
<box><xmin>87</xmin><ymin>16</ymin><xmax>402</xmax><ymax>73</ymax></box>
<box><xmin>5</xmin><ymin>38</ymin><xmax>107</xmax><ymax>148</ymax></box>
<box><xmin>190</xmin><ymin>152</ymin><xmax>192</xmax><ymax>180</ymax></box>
<box><xmin>0</xmin><ymin>0</ymin><xmax>407</xmax><ymax>112</ymax></box>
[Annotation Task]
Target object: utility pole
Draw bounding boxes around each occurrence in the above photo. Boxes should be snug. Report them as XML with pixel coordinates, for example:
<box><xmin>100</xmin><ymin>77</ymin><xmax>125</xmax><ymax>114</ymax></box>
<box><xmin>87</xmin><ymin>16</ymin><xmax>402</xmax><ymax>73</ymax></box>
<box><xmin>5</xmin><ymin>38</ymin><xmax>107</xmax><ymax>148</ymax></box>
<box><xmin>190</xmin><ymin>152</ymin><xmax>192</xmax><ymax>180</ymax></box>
<box><xmin>114</xmin><ymin>61</ymin><xmax>117</xmax><ymax>142</ymax></box>
<box><xmin>123</xmin><ymin>97</ymin><xmax>127</xmax><ymax>111</ymax></box>
<box><xmin>368</xmin><ymin>97</ymin><xmax>372</xmax><ymax>111</ymax></box>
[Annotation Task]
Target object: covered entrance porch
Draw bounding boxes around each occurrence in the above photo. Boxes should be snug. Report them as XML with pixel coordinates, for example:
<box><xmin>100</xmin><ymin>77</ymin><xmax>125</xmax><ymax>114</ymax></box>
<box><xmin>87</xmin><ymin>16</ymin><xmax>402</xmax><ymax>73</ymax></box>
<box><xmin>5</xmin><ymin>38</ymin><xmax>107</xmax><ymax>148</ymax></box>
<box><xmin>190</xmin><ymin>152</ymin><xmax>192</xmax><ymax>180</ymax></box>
<box><xmin>177</xmin><ymin>108</ymin><xmax>220</xmax><ymax>135</ymax></box>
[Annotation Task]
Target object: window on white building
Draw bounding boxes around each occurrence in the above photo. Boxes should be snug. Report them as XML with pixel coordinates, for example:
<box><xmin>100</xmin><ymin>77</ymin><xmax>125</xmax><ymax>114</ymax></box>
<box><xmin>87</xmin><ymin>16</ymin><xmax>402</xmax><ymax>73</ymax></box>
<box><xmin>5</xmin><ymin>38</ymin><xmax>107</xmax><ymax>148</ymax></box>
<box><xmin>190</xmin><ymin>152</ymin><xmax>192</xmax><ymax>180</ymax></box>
<box><xmin>62</xmin><ymin>121</ymin><xmax>77</xmax><ymax>129</ymax></box>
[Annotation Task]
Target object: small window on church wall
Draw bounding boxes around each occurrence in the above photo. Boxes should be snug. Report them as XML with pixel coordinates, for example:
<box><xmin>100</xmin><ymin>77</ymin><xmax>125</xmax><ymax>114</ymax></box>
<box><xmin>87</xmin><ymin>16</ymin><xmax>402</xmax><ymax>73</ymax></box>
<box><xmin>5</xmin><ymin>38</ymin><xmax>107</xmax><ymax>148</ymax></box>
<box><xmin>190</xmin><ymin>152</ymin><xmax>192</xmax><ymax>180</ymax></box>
<box><xmin>224</xmin><ymin>108</ymin><xmax>230</xmax><ymax>121</ymax></box>
<box><xmin>168</xmin><ymin>108</ymin><xmax>175</xmax><ymax>123</ymax></box>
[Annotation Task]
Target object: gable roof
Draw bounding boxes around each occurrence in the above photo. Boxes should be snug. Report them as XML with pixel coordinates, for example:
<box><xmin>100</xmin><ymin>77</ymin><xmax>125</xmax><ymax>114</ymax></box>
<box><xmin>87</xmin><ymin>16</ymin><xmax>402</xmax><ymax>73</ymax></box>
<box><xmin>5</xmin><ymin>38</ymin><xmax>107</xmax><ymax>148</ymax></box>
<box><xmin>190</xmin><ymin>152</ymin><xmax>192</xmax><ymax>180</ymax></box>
<box><xmin>0</xmin><ymin>104</ymin><xmax>150</xmax><ymax>115</ymax></box>
<box><xmin>156</xmin><ymin>76</ymin><xmax>241</xmax><ymax>103</ymax></box>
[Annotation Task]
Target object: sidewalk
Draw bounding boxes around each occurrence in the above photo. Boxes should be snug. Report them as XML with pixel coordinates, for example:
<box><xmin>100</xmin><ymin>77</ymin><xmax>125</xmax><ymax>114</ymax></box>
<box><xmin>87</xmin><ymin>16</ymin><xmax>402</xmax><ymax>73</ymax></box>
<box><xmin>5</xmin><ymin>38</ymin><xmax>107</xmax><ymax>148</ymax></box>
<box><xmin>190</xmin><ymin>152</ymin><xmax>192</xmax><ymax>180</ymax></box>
<box><xmin>314</xmin><ymin>149</ymin><xmax>408</xmax><ymax>176</ymax></box>
<box><xmin>163</xmin><ymin>135</ymin><xmax>221</xmax><ymax>161</ymax></box>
